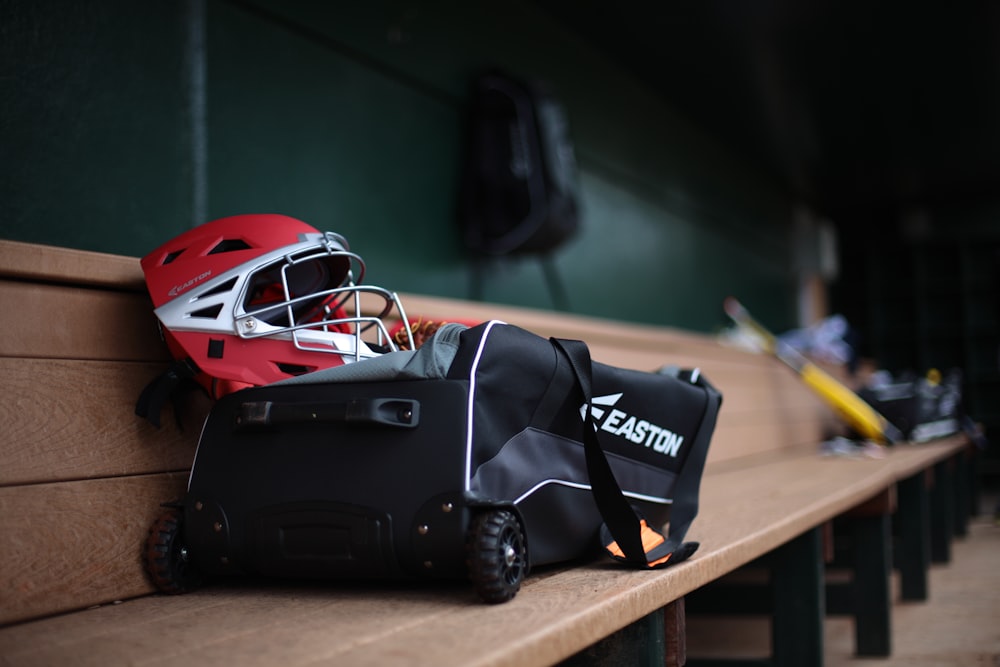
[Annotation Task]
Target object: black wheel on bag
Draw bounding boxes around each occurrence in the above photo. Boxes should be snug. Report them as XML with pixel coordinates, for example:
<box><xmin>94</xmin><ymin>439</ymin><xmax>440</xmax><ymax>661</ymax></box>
<box><xmin>143</xmin><ymin>509</ymin><xmax>203</xmax><ymax>594</ymax></box>
<box><xmin>466</xmin><ymin>509</ymin><xmax>526</xmax><ymax>604</ymax></box>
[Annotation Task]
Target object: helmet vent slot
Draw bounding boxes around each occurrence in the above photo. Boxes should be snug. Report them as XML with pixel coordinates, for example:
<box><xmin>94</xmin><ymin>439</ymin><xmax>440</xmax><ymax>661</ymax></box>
<box><xmin>208</xmin><ymin>239</ymin><xmax>252</xmax><ymax>254</ymax></box>
<box><xmin>162</xmin><ymin>249</ymin><xmax>185</xmax><ymax>265</ymax></box>
<box><xmin>276</xmin><ymin>363</ymin><xmax>314</xmax><ymax>376</ymax></box>
<box><xmin>200</xmin><ymin>277</ymin><xmax>239</xmax><ymax>298</ymax></box>
<box><xmin>190</xmin><ymin>304</ymin><xmax>224</xmax><ymax>319</ymax></box>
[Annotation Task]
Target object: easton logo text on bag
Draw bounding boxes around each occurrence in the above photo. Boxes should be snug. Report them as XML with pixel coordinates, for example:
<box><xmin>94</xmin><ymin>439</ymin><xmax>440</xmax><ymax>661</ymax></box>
<box><xmin>585</xmin><ymin>393</ymin><xmax>687</xmax><ymax>457</ymax></box>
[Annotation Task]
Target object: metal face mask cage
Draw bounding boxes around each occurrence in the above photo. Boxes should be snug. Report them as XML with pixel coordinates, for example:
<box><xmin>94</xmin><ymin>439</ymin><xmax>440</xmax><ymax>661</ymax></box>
<box><xmin>234</xmin><ymin>232</ymin><xmax>413</xmax><ymax>361</ymax></box>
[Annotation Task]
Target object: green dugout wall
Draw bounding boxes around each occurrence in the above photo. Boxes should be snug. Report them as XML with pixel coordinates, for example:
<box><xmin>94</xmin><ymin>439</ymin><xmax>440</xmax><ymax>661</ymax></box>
<box><xmin>4</xmin><ymin>0</ymin><xmax>998</xmax><ymax>470</ymax></box>
<box><xmin>2</xmin><ymin>0</ymin><xmax>796</xmax><ymax>333</ymax></box>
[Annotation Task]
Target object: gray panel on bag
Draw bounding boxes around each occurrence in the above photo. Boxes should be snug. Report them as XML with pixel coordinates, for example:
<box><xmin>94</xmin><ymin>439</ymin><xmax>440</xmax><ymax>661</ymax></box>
<box><xmin>470</xmin><ymin>427</ymin><xmax>676</xmax><ymax>505</ymax></box>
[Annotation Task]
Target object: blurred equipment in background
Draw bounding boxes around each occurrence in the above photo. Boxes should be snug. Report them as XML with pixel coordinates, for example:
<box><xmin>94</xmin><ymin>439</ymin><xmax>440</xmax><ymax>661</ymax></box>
<box><xmin>724</xmin><ymin>297</ymin><xmax>902</xmax><ymax>445</ymax></box>
<box><xmin>859</xmin><ymin>368</ymin><xmax>986</xmax><ymax>447</ymax></box>
<box><xmin>458</xmin><ymin>69</ymin><xmax>580</xmax><ymax>310</ymax></box>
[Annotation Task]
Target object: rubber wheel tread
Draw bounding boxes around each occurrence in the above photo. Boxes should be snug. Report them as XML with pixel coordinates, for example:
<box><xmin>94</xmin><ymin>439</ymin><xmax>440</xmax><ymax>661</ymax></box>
<box><xmin>466</xmin><ymin>509</ymin><xmax>526</xmax><ymax>604</ymax></box>
<box><xmin>143</xmin><ymin>510</ymin><xmax>202</xmax><ymax>594</ymax></box>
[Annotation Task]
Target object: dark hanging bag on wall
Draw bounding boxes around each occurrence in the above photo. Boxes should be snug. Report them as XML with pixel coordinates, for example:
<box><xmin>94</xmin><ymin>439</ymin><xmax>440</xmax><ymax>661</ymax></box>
<box><xmin>143</xmin><ymin>322</ymin><xmax>721</xmax><ymax>604</ymax></box>
<box><xmin>458</xmin><ymin>71</ymin><xmax>581</xmax><ymax>256</ymax></box>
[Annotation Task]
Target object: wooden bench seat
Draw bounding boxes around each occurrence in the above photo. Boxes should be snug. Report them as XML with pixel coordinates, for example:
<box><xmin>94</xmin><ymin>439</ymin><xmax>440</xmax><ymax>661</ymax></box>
<box><xmin>0</xmin><ymin>240</ymin><xmax>971</xmax><ymax>666</ymax></box>
<box><xmin>0</xmin><ymin>440</ymin><xmax>966</xmax><ymax>666</ymax></box>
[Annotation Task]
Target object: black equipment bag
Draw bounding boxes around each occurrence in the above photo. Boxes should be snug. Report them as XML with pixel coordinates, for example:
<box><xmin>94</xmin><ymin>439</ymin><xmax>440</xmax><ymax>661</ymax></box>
<box><xmin>458</xmin><ymin>71</ymin><xmax>580</xmax><ymax>256</ymax></box>
<box><xmin>858</xmin><ymin>369</ymin><xmax>964</xmax><ymax>443</ymax></box>
<box><xmin>171</xmin><ymin>321</ymin><xmax>721</xmax><ymax>602</ymax></box>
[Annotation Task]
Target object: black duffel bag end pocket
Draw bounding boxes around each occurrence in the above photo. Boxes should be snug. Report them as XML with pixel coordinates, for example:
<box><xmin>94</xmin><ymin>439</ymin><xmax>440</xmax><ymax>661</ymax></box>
<box><xmin>551</xmin><ymin>338</ymin><xmax>722</xmax><ymax>569</ymax></box>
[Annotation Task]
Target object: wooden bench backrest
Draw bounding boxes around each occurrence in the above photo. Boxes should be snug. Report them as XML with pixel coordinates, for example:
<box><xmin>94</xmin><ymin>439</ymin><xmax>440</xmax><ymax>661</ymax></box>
<box><xmin>392</xmin><ymin>293</ymin><xmax>840</xmax><ymax>466</ymax></box>
<box><xmin>0</xmin><ymin>240</ymin><xmax>836</xmax><ymax>625</ymax></box>
<box><xmin>0</xmin><ymin>241</ymin><xmax>203</xmax><ymax>625</ymax></box>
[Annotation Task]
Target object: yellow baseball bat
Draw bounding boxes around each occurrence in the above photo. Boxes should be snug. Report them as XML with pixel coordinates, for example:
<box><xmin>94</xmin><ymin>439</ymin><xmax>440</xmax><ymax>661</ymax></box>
<box><xmin>724</xmin><ymin>297</ymin><xmax>902</xmax><ymax>444</ymax></box>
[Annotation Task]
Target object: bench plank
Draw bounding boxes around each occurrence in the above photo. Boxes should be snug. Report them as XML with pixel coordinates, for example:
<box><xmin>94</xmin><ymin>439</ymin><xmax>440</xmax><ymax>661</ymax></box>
<box><xmin>710</xmin><ymin>417</ymin><xmax>828</xmax><ymax>464</ymax></box>
<box><xmin>0</xmin><ymin>239</ymin><xmax>146</xmax><ymax>290</ymax></box>
<box><xmin>0</xmin><ymin>358</ymin><xmax>203</xmax><ymax>486</ymax></box>
<box><xmin>0</xmin><ymin>281</ymin><xmax>167</xmax><ymax>361</ymax></box>
<box><xmin>0</xmin><ymin>473</ymin><xmax>189</xmax><ymax>625</ymax></box>
<box><xmin>391</xmin><ymin>293</ymin><xmax>752</xmax><ymax>362</ymax></box>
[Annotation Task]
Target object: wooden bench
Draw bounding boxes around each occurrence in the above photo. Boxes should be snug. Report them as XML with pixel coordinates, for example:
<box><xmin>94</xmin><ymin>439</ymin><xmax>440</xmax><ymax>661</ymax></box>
<box><xmin>0</xmin><ymin>239</ymin><xmax>971</xmax><ymax>666</ymax></box>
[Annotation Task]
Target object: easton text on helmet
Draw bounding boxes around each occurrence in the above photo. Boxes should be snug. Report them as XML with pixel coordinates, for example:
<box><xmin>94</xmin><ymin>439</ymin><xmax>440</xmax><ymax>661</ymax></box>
<box><xmin>168</xmin><ymin>270</ymin><xmax>213</xmax><ymax>297</ymax></box>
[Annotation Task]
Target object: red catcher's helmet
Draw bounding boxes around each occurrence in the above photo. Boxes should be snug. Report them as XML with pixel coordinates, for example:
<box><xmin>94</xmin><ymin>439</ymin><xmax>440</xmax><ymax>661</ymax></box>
<box><xmin>140</xmin><ymin>214</ymin><xmax>412</xmax><ymax>398</ymax></box>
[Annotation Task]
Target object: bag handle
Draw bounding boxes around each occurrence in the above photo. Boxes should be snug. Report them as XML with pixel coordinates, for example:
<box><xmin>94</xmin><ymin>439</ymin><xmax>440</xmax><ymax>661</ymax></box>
<box><xmin>551</xmin><ymin>337</ymin><xmax>721</xmax><ymax>569</ymax></box>
<box><xmin>234</xmin><ymin>398</ymin><xmax>420</xmax><ymax>430</ymax></box>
